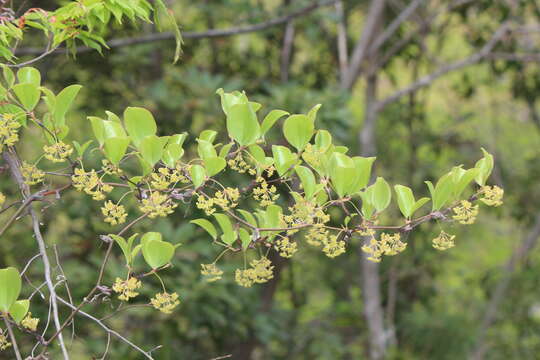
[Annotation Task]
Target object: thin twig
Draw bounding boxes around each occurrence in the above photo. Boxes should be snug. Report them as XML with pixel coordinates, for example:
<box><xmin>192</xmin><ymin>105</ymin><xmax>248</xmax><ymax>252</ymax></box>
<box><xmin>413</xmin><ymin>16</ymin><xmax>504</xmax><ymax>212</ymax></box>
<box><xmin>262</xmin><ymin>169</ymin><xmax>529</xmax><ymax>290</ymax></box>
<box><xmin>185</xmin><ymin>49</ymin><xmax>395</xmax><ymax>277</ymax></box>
<box><xmin>3</xmin><ymin>315</ymin><xmax>23</xmax><ymax>360</ymax></box>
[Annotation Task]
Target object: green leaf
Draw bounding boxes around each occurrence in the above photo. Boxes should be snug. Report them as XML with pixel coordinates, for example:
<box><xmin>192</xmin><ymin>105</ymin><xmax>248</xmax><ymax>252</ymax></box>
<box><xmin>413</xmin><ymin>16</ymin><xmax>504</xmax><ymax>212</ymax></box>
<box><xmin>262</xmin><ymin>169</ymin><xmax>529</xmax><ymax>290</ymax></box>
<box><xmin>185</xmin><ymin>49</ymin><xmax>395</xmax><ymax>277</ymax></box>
<box><xmin>53</xmin><ymin>84</ymin><xmax>82</xmax><ymax>126</ymax></box>
<box><xmin>17</xmin><ymin>67</ymin><xmax>40</xmax><ymax>86</ymax></box>
<box><xmin>248</xmin><ymin>144</ymin><xmax>266</xmax><ymax>164</ymax></box>
<box><xmin>104</xmin><ymin>137</ymin><xmax>130</xmax><ymax>164</ymax></box>
<box><xmin>110</xmin><ymin>234</ymin><xmax>131</xmax><ymax>265</ymax></box>
<box><xmin>73</xmin><ymin>140</ymin><xmax>92</xmax><ymax>158</ymax></box>
<box><xmin>142</xmin><ymin>240</ymin><xmax>175</xmax><ymax>269</ymax></box>
<box><xmin>162</xmin><ymin>143</ymin><xmax>184</xmax><ymax>168</ymax></box>
<box><xmin>261</xmin><ymin>109</ymin><xmax>289</xmax><ymax>135</ymax></box>
<box><xmin>139</xmin><ymin>135</ymin><xmax>165</xmax><ymax>166</ymax></box>
<box><xmin>237</xmin><ymin>209</ymin><xmax>258</xmax><ymax>227</ymax></box>
<box><xmin>213</xmin><ymin>213</ymin><xmax>236</xmax><ymax>245</ymax></box>
<box><xmin>8</xmin><ymin>299</ymin><xmax>29</xmax><ymax>323</ymax></box>
<box><xmin>307</xmin><ymin>104</ymin><xmax>322</xmax><ymax>123</ymax></box>
<box><xmin>360</xmin><ymin>189</ymin><xmax>375</xmax><ymax>219</ymax></box>
<box><xmin>314</xmin><ymin>130</ymin><xmax>332</xmax><ymax>152</ymax></box>
<box><xmin>226</xmin><ymin>102</ymin><xmax>261</xmax><ymax>146</ymax></box>
<box><xmin>124</xmin><ymin>107</ymin><xmax>157</xmax><ymax>147</ymax></box>
<box><xmin>371</xmin><ymin>177</ymin><xmax>391</xmax><ymax>213</ymax></box>
<box><xmin>426</xmin><ymin>173</ymin><xmax>455</xmax><ymax>211</ymax></box>
<box><xmin>239</xmin><ymin>228</ymin><xmax>251</xmax><ymax>251</ymax></box>
<box><xmin>283</xmin><ymin>114</ymin><xmax>314</xmax><ymax>152</ymax></box>
<box><xmin>411</xmin><ymin>197</ymin><xmax>430</xmax><ymax>216</ymax></box>
<box><xmin>197</xmin><ymin>139</ymin><xmax>217</xmax><ymax>160</ymax></box>
<box><xmin>1</xmin><ymin>64</ymin><xmax>14</xmax><ymax>88</ymax></box>
<box><xmin>474</xmin><ymin>148</ymin><xmax>494</xmax><ymax>186</ymax></box>
<box><xmin>204</xmin><ymin>157</ymin><xmax>226</xmax><ymax>176</ymax></box>
<box><xmin>0</xmin><ymin>267</ymin><xmax>21</xmax><ymax>313</ymax></box>
<box><xmin>272</xmin><ymin>145</ymin><xmax>297</xmax><ymax>176</ymax></box>
<box><xmin>0</xmin><ymin>104</ymin><xmax>26</xmax><ymax>127</ymax></box>
<box><xmin>199</xmin><ymin>130</ymin><xmax>217</xmax><ymax>143</ymax></box>
<box><xmin>452</xmin><ymin>167</ymin><xmax>480</xmax><ymax>198</ymax></box>
<box><xmin>295</xmin><ymin>165</ymin><xmax>317</xmax><ymax>200</ymax></box>
<box><xmin>394</xmin><ymin>185</ymin><xmax>415</xmax><ymax>218</ymax></box>
<box><xmin>350</xmin><ymin>157</ymin><xmax>376</xmax><ymax>192</ymax></box>
<box><xmin>219</xmin><ymin>142</ymin><xmax>234</xmax><ymax>158</ymax></box>
<box><xmin>190</xmin><ymin>164</ymin><xmax>206</xmax><ymax>188</ymax></box>
<box><xmin>141</xmin><ymin>232</ymin><xmax>163</xmax><ymax>244</ymax></box>
<box><xmin>190</xmin><ymin>219</ymin><xmax>217</xmax><ymax>240</ymax></box>
<box><xmin>13</xmin><ymin>83</ymin><xmax>40</xmax><ymax>111</ymax></box>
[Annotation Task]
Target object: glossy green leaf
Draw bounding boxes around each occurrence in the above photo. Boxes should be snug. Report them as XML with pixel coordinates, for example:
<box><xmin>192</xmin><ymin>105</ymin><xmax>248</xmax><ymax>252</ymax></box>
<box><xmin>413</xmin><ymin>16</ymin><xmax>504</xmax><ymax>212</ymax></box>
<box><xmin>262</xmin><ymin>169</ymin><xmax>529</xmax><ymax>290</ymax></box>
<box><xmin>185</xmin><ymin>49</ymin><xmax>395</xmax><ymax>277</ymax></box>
<box><xmin>190</xmin><ymin>219</ymin><xmax>217</xmax><ymax>240</ymax></box>
<box><xmin>104</xmin><ymin>137</ymin><xmax>130</xmax><ymax>164</ymax></box>
<box><xmin>204</xmin><ymin>156</ymin><xmax>226</xmax><ymax>176</ymax></box>
<box><xmin>261</xmin><ymin>109</ymin><xmax>289</xmax><ymax>135</ymax></box>
<box><xmin>272</xmin><ymin>145</ymin><xmax>297</xmax><ymax>176</ymax></box>
<box><xmin>0</xmin><ymin>267</ymin><xmax>21</xmax><ymax>313</ymax></box>
<box><xmin>475</xmin><ymin>148</ymin><xmax>494</xmax><ymax>186</ymax></box>
<box><xmin>162</xmin><ymin>143</ymin><xmax>184</xmax><ymax>168</ymax></box>
<box><xmin>197</xmin><ymin>139</ymin><xmax>217</xmax><ymax>160</ymax></box>
<box><xmin>9</xmin><ymin>299</ymin><xmax>29</xmax><ymax>323</ymax></box>
<box><xmin>239</xmin><ymin>228</ymin><xmax>251</xmax><ymax>251</ymax></box>
<box><xmin>295</xmin><ymin>165</ymin><xmax>317</xmax><ymax>200</ymax></box>
<box><xmin>226</xmin><ymin>102</ymin><xmax>261</xmax><ymax>146</ymax></box>
<box><xmin>371</xmin><ymin>177</ymin><xmax>391</xmax><ymax>213</ymax></box>
<box><xmin>426</xmin><ymin>173</ymin><xmax>455</xmax><ymax>211</ymax></box>
<box><xmin>394</xmin><ymin>185</ymin><xmax>415</xmax><ymax>218</ymax></box>
<box><xmin>283</xmin><ymin>114</ymin><xmax>314</xmax><ymax>152</ymax></box>
<box><xmin>237</xmin><ymin>209</ymin><xmax>258</xmax><ymax>227</ymax></box>
<box><xmin>53</xmin><ymin>84</ymin><xmax>82</xmax><ymax>126</ymax></box>
<box><xmin>190</xmin><ymin>164</ymin><xmax>206</xmax><ymax>188</ymax></box>
<box><xmin>13</xmin><ymin>83</ymin><xmax>40</xmax><ymax>111</ymax></box>
<box><xmin>140</xmin><ymin>135</ymin><xmax>165</xmax><ymax>166</ymax></box>
<box><xmin>124</xmin><ymin>107</ymin><xmax>157</xmax><ymax>146</ymax></box>
<box><xmin>142</xmin><ymin>240</ymin><xmax>175</xmax><ymax>269</ymax></box>
<box><xmin>17</xmin><ymin>67</ymin><xmax>40</xmax><ymax>86</ymax></box>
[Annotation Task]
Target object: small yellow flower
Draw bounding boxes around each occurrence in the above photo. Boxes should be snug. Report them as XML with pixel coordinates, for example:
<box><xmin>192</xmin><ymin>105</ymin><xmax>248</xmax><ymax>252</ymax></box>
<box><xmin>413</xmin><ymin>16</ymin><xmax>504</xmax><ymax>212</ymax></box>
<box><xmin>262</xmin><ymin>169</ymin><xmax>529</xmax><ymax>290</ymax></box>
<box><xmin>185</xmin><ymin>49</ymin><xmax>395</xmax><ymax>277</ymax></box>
<box><xmin>0</xmin><ymin>330</ymin><xmax>11</xmax><ymax>350</ymax></box>
<box><xmin>21</xmin><ymin>161</ymin><xmax>45</xmax><ymax>185</ymax></box>
<box><xmin>379</xmin><ymin>232</ymin><xmax>407</xmax><ymax>256</ymax></box>
<box><xmin>453</xmin><ymin>200</ymin><xmax>479</xmax><ymax>224</ymax></box>
<box><xmin>322</xmin><ymin>235</ymin><xmax>346</xmax><ymax>258</ymax></box>
<box><xmin>150</xmin><ymin>167</ymin><xmax>185</xmax><ymax>190</ymax></box>
<box><xmin>139</xmin><ymin>191</ymin><xmax>177</xmax><ymax>218</ymax></box>
<box><xmin>361</xmin><ymin>237</ymin><xmax>384</xmax><ymax>263</ymax></box>
<box><xmin>480</xmin><ymin>185</ymin><xmax>504</xmax><ymax>207</ymax></box>
<box><xmin>102</xmin><ymin>159</ymin><xmax>123</xmax><ymax>176</ymax></box>
<box><xmin>43</xmin><ymin>142</ymin><xmax>73</xmax><ymax>162</ymax></box>
<box><xmin>275</xmin><ymin>237</ymin><xmax>298</xmax><ymax>258</ymax></box>
<box><xmin>432</xmin><ymin>230</ymin><xmax>456</xmax><ymax>251</ymax></box>
<box><xmin>305</xmin><ymin>225</ymin><xmax>328</xmax><ymax>247</ymax></box>
<box><xmin>200</xmin><ymin>263</ymin><xmax>223</xmax><ymax>282</ymax></box>
<box><xmin>101</xmin><ymin>201</ymin><xmax>128</xmax><ymax>225</ymax></box>
<box><xmin>72</xmin><ymin>168</ymin><xmax>112</xmax><ymax>201</ymax></box>
<box><xmin>112</xmin><ymin>277</ymin><xmax>142</xmax><ymax>301</ymax></box>
<box><xmin>151</xmin><ymin>292</ymin><xmax>180</xmax><ymax>314</ymax></box>
<box><xmin>250</xmin><ymin>257</ymin><xmax>274</xmax><ymax>284</ymax></box>
<box><xmin>228</xmin><ymin>152</ymin><xmax>253</xmax><ymax>173</ymax></box>
<box><xmin>0</xmin><ymin>113</ymin><xmax>21</xmax><ymax>152</ymax></box>
<box><xmin>0</xmin><ymin>192</ymin><xmax>5</xmax><ymax>207</ymax></box>
<box><xmin>253</xmin><ymin>177</ymin><xmax>279</xmax><ymax>207</ymax></box>
<box><xmin>235</xmin><ymin>268</ymin><xmax>256</xmax><ymax>287</ymax></box>
<box><xmin>21</xmin><ymin>313</ymin><xmax>39</xmax><ymax>332</ymax></box>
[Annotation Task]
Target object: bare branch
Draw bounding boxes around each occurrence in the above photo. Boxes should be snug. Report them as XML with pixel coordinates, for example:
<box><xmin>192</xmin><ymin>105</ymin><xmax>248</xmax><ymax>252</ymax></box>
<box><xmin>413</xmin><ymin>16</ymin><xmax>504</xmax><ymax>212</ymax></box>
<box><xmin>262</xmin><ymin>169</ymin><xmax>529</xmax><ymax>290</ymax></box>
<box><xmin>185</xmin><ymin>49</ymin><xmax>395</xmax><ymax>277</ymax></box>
<box><xmin>341</xmin><ymin>0</ymin><xmax>387</xmax><ymax>90</ymax></box>
<box><xmin>3</xmin><ymin>316</ymin><xmax>22</xmax><ymax>360</ymax></box>
<box><xmin>376</xmin><ymin>23</ymin><xmax>512</xmax><ymax>111</ymax></box>
<box><xmin>14</xmin><ymin>0</ymin><xmax>338</xmax><ymax>57</ymax></box>
<box><xmin>57</xmin><ymin>297</ymin><xmax>155</xmax><ymax>359</ymax></box>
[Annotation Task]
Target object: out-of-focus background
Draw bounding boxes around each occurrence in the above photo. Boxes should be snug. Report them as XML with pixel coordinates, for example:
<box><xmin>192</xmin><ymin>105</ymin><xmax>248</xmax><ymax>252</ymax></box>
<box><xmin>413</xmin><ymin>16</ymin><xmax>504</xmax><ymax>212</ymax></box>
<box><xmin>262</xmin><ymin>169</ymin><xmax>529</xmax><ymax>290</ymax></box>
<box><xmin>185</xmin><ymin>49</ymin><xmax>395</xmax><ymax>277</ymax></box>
<box><xmin>2</xmin><ymin>0</ymin><xmax>540</xmax><ymax>359</ymax></box>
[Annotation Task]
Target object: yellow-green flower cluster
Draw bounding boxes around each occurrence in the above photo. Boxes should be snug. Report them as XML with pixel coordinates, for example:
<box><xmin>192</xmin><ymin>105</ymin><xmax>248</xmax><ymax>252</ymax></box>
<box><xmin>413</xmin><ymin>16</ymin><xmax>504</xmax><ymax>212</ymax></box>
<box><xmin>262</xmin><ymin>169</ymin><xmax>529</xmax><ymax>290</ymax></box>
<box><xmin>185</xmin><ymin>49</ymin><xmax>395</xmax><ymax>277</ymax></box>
<box><xmin>21</xmin><ymin>161</ymin><xmax>45</xmax><ymax>185</ymax></box>
<box><xmin>102</xmin><ymin>159</ymin><xmax>123</xmax><ymax>176</ymax></box>
<box><xmin>432</xmin><ymin>230</ymin><xmax>456</xmax><ymax>251</ymax></box>
<box><xmin>284</xmin><ymin>200</ymin><xmax>330</xmax><ymax>229</ymax></box>
<box><xmin>150</xmin><ymin>167</ymin><xmax>184</xmax><ymax>190</ymax></box>
<box><xmin>21</xmin><ymin>313</ymin><xmax>39</xmax><ymax>332</ymax></box>
<box><xmin>322</xmin><ymin>235</ymin><xmax>346</xmax><ymax>258</ymax></box>
<box><xmin>72</xmin><ymin>168</ymin><xmax>113</xmax><ymax>201</ymax></box>
<box><xmin>453</xmin><ymin>200</ymin><xmax>479</xmax><ymax>224</ymax></box>
<box><xmin>253</xmin><ymin>177</ymin><xmax>279</xmax><ymax>207</ymax></box>
<box><xmin>0</xmin><ymin>330</ymin><xmax>11</xmax><ymax>351</ymax></box>
<box><xmin>0</xmin><ymin>113</ymin><xmax>21</xmax><ymax>152</ymax></box>
<box><xmin>200</xmin><ymin>263</ymin><xmax>223</xmax><ymax>282</ymax></box>
<box><xmin>151</xmin><ymin>292</ymin><xmax>180</xmax><ymax>314</ymax></box>
<box><xmin>305</xmin><ymin>224</ymin><xmax>328</xmax><ymax>247</ymax></box>
<box><xmin>101</xmin><ymin>201</ymin><xmax>127</xmax><ymax>225</ymax></box>
<box><xmin>379</xmin><ymin>233</ymin><xmax>407</xmax><ymax>256</ymax></box>
<box><xmin>0</xmin><ymin>192</ymin><xmax>5</xmax><ymax>208</ymax></box>
<box><xmin>139</xmin><ymin>191</ymin><xmax>177</xmax><ymax>218</ymax></box>
<box><xmin>234</xmin><ymin>257</ymin><xmax>274</xmax><ymax>287</ymax></box>
<box><xmin>228</xmin><ymin>152</ymin><xmax>255</xmax><ymax>174</ymax></box>
<box><xmin>275</xmin><ymin>237</ymin><xmax>298</xmax><ymax>258</ymax></box>
<box><xmin>112</xmin><ymin>277</ymin><xmax>142</xmax><ymax>301</ymax></box>
<box><xmin>362</xmin><ymin>232</ymin><xmax>407</xmax><ymax>262</ymax></box>
<box><xmin>480</xmin><ymin>185</ymin><xmax>504</xmax><ymax>207</ymax></box>
<box><xmin>196</xmin><ymin>187</ymin><xmax>239</xmax><ymax>215</ymax></box>
<box><xmin>43</xmin><ymin>141</ymin><xmax>73</xmax><ymax>162</ymax></box>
